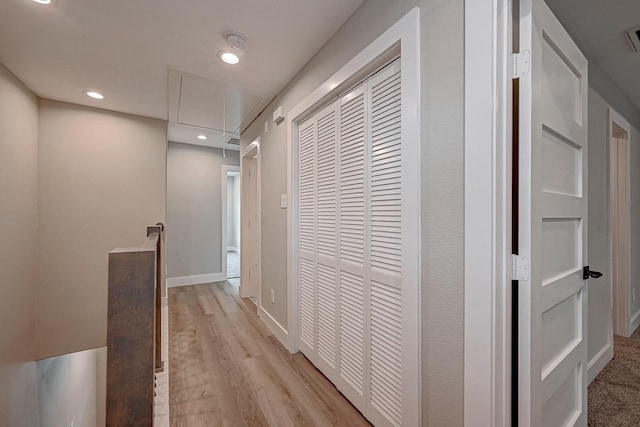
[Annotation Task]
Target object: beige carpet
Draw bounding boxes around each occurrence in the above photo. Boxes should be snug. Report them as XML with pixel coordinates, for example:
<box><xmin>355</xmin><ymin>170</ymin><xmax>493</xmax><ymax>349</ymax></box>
<box><xmin>588</xmin><ymin>328</ymin><xmax>640</xmax><ymax>426</ymax></box>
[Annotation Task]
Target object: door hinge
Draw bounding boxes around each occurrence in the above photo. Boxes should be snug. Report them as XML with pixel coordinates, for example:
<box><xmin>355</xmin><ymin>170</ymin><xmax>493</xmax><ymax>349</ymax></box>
<box><xmin>512</xmin><ymin>51</ymin><xmax>531</xmax><ymax>79</ymax></box>
<box><xmin>512</xmin><ymin>254</ymin><xmax>530</xmax><ymax>281</ymax></box>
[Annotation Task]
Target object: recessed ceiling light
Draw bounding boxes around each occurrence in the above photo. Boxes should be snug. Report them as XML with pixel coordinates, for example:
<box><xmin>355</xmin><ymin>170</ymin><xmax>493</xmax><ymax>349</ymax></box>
<box><xmin>197</xmin><ymin>135</ymin><xmax>208</xmax><ymax>140</ymax></box>
<box><xmin>219</xmin><ymin>51</ymin><xmax>240</xmax><ymax>65</ymax></box>
<box><xmin>32</xmin><ymin>0</ymin><xmax>52</xmax><ymax>4</ymax></box>
<box><xmin>84</xmin><ymin>90</ymin><xmax>105</xmax><ymax>100</ymax></box>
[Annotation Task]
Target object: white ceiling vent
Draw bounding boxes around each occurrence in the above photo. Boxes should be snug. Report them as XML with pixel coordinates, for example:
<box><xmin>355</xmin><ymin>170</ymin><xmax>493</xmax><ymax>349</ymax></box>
<box><xmin>225</xmin><ymin>136</ymin><xmax>240</xmax><ymax>146</ymax></box>
<box><xmin>625</xmin><ymin>25</ymin><xmax>640</xmax><ymax>53</ymax></box>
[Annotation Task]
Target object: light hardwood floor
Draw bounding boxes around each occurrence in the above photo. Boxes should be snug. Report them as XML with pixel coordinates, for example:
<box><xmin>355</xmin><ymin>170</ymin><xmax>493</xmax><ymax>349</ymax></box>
<box><xmin>169</xmin><ymin>281</ymin><xmax>371</xmax><ymax>427</ymax></box>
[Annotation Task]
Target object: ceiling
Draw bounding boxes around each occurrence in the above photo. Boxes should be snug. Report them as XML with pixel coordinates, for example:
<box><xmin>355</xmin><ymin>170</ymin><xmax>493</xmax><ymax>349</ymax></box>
<box><xmin>0</xmin><ymin>0</ymin><xmax>363</xmax><ymax>147</ymax></box>
<box><xmin>166</xmin><ymin>67</ymin><xmax>273</xmax><ymax>150</ymax></box>
<box><xmin>1</xmin><ymin>0</ymin><xmax>636</xmax><ymax>145</ymax></box>
<box><xmin>546</xmin><ymin>0</ymin><xmax>640</xmax><ymax>113</ymax></box>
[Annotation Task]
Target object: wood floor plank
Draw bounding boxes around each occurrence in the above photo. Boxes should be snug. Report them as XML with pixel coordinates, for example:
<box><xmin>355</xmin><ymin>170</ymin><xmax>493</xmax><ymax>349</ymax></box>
<box><xmin>169</xmin><ymin>281</ymin><xmax>370</xmax><ymax>427</ymax></box>
<box><xmin>196</xmin><ymin>314</ymin><xmax>264</xmax><ymax>424</ymax></box>
<box><xmin>171</xmin><ymin>288</ymin><xmax>246</xmax><ymax>426</ymax></box>
<box><xmin>243</xmin><ymin>356</ymin><xmax>308</xmax><ymax>427</ymax></box>
<box><xmin>194</xmin><ymin>285</ymin><xmax>217</xmax><ymax>315</ymax></box>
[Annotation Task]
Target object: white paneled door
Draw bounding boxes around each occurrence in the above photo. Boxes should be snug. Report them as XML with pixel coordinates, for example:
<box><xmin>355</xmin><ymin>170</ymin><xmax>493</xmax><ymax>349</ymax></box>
<box><xmin>518</xmin><ymin>0</ymin><xmax>589</xmax><ymax>426</ymax></box>
<box><xmin>297</xmin><ymin>58</ymin><xmax>416</xmax><ymax>427</ymax></box>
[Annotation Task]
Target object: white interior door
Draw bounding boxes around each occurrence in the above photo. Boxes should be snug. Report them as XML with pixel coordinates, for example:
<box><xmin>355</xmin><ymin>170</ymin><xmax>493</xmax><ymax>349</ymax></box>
<box><xmin>241</xmin><ymin>149</ymin><xmax>260</xmax><ymax>299</ymax></box>
<box><xmin>518</xmin><ymin>0</ymin><xmax>589</xmax><ymax>425</ymax></box>
<box><xmin>612</xmin><ymin>136</ymin><xmax>631</xmax><ymax>336</ymax></box>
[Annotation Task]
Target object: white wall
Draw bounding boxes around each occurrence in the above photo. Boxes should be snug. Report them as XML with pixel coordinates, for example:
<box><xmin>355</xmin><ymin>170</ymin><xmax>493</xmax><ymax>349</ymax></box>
<box><xmin>37</xmin><ymin>100</ymin><xmax>167</xmax><ymax>360</ymax></box>
<box><xmin>420</xmin><ymin>4</ymin><xmax>464</xmax><ymax>421</ymax></box>
<box><xmin>0</xmin><ymin>64</ymin><xmax>40</xmax><ymax>427</ymax></box>
<box><xmin>36</xmin><ymin>347</ymin><xmax>106</xmax><ymax>427</ymax></box>
<box><xmin>588</xmin><ymin>61</ymin><xmax>640</xmax><ymax>132</ymax></box>
<box><xmin>241</xmin><ymin>0</ymin><xmax>464</xmax><ymax>424</ymax></box>
<box><xmin>166</xmin><ymin>142</ymin><xmax>240</xmax><ymax>281</ymax></box>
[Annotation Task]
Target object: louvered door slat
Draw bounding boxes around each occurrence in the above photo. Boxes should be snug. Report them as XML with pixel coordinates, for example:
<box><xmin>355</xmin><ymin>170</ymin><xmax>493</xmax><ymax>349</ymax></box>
<box><xmin>340</xmin><ymin>270</ymin><xmax>365</xmax><ymax>395</ymax></box>
<box><xmin>367</xmin><ymin>60</ymin><xmax>403</xmax><ymax>427</ymax></box>
<box><xmin>339</xmin><ymin>90</ymin><xmax>366</xmax><ymax>268</ymax></box>
<box><xmin>299</xmin><ymin>258</ymin><xmax>315</xmax><ymax>352</ymax></box>
<box><xmin>299</xmin><ymin>118</ymin><xmax>316</xmax><ymax>256</ymax></box>
<box><xmin>317</xmin><ymin>263</ymin><xmax>337</xmax><ymax>369</ymax></box>
<box><xmin>316</xmin><ymin>105</ymin><xmax>337</xmax><ymax>260</ymax></box>
<box><xmin>370</xmin><ymin>66</ymin><xmax>402</xmax><ymax>279</ymax></box>
<box><xmin>315</xmin><ymin>103</ymin><xmax>339</xmax><ymax>380</ymax></box>
<box><xmin>298</xmin><ymin>115</ymin><xmax>317</xmax><ymax>363</ymax></box>
<box><xmin>370</xmin><ymin>281</ymin><xmax>403</xmax><ymax>426</ymax></box>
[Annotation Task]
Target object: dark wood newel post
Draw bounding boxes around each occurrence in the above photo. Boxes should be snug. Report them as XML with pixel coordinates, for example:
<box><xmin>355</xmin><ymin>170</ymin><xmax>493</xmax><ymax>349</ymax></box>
<box><xmin>106</xmin><ymin>225</ymin><xmax>165</xmax><ymax>426</ymax></box>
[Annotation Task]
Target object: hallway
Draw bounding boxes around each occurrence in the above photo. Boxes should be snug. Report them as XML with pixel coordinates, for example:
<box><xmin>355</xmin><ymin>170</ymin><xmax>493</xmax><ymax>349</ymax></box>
<box><xmin>168</xmin><ymin>281</ymin><xmax>370</xmax><ymax>426</ymax></box>
<box><xmin>588</xmin><ymin>328</ymin><xmax>640</xmax><ymax>426</ymax></box>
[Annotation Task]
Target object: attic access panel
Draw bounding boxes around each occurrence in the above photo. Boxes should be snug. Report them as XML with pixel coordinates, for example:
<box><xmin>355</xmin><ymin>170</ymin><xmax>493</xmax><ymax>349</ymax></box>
<box><xmin>169</xmin><ymin>69</ymin><xmax>274</xmax><ymax>135</ymax></box>
<box><xmin>625</xmin><ymin>25</ymin><xmax>640</xmax><ymax>53</ymax></box>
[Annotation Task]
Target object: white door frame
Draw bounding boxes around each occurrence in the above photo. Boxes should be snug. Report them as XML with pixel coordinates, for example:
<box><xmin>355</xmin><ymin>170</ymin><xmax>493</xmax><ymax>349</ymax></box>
<box><xmin>609</xmin><ymin>108</ymin><xmax>633</xmax><ymax>337</ymax></box>
<box><xmin>287</xmin><ymin>7</ymin><xmax>421</xmax><ymax>424</ymax></box>
<box><xmin>221</xmin><ymin>164</ymin><xmax>241</xmax><ymax>280</ymax></box>
<box><xmin>464</xmin><ymin>0</ymin><xmax>512</xmax><ymax>425</ymax></box>
<box><xmin>240</xmin><ymin>139</ymin><xmax>261</xmax><ymax>301</ymax></box>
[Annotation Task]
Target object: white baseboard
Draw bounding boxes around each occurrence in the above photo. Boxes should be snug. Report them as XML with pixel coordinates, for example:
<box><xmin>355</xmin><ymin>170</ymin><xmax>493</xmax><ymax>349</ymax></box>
<box><xmin>630</xmin><ymin>309</ymin><xmax>640</xmax><ymax>335</ymax></box>
<box><xmin>258</xmin><ymin>306</ymin><xmax>289</xmax><ymax>349</ymax></box>
<box><xmin>166</xmin><ymin>272</ymin><xmax>226</xmax><ymax>288</ymax></box>
<box><xmin>588</xmin><ymin>342</ymin><xmax>613</xmax><ymax>384</ymax></box>
<box><xmin>227</xmin><ymin>247</ymin><xmax>240</xmax><ymax>254</ymax></box>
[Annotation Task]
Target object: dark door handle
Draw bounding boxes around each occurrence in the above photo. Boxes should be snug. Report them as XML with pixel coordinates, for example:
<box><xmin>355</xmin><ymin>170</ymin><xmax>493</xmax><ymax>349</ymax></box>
<box><xmin>583</xmin><ymin>266</ymin><xmax>603</xmax><ymax>280</ymax></box>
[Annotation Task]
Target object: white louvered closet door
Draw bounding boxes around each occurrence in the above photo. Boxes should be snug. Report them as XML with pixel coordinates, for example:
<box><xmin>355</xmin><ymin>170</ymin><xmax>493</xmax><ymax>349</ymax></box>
<box><xmin>338</xmin><ymin>82</ymin><xmax>368</xmax><ymax>412</ymax></box>
<box><xmin>298</xmin><ymin>58</ymin><xmax>411</xmax><ymax>427</ymax></box>
<box><xmin>297</xmin><ymin>103</ymin><xmax>340</xmax><ymax>377</ymax></box>
<box><xmin>314</xmin><ymin>103</ymin><xmax>340</xmax><ymax>378</ymax></box>
<box><xmin>298</xmin><ymin>115</ymin><xmax>317</xmax><ymax>362</ymax></box>
<box><xmin>366</xmin><ymin>58</ymin><xmax>404</xmax><ymax>427</ymax></box>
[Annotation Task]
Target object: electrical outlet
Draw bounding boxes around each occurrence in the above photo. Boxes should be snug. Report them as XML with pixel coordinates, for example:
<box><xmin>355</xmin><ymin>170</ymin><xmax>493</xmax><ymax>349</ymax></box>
<box><xmin>264</xmin><ymin>120</ymin><xmax>269</xmax><ymax>134</ymax></box>
<box><xmin>270</xmin><ymin>289</ymin><xmax>275</xmax><ymax>304</ymax></box>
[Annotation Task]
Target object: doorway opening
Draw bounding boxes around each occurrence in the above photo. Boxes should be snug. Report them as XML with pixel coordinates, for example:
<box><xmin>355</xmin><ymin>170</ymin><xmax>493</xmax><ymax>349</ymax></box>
<box><xmin>610</xmin><ymin>108</ymin><xmax>633</xmax><ymax>337</ymax></box>
<box><xmin>226</xmin><ymin>170</ymin><xmax>241</xmax><ymax>280</ymax></box>
<box><xmin>221</xmin><ymin>164</ymin><xmax>241</xmax><ymax>289</ymax></box>
<box><xmin>240</xmin><ymin>139</ymin><xmax>261</xmax><ymax>306</ymax></box>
